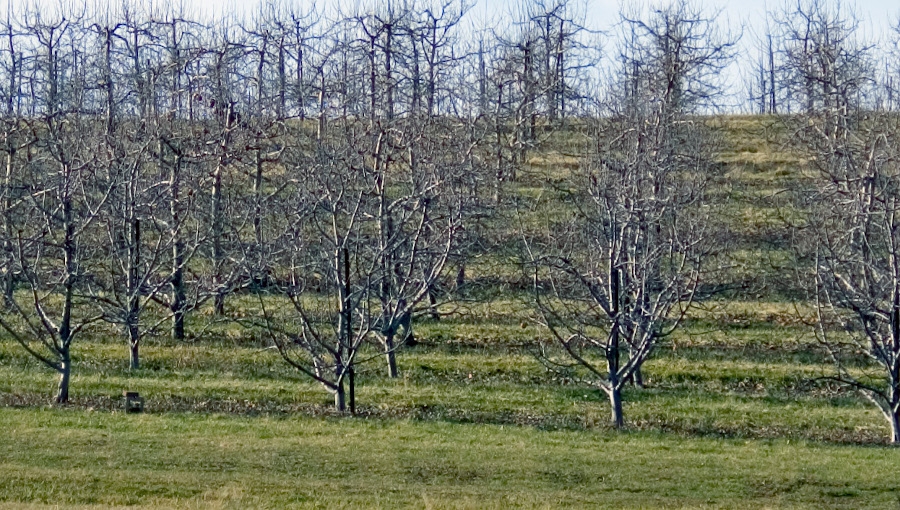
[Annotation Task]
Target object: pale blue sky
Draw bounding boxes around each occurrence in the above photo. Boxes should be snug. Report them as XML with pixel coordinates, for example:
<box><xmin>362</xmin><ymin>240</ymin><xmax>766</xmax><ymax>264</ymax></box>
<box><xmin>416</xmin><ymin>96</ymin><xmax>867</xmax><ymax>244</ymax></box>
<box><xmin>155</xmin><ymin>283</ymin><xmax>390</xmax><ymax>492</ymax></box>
<box><xmin>15</xmin><ymin>0</ymin><xmax>900</xmax><ymax>110</ymax></box>
<box><xmin>186</xmin><ymin>0</ymin><xmax>899</xmax><ymax>32</ymax></box>
<box><xmin>18</xmin><ymin>0</ymin><xmax>898</xmax><ymax>44</ymax></box>
<box><xmin>161</xmin><ymin>0</ymin><xmax>900</xmax><ymax>110</ymax></box>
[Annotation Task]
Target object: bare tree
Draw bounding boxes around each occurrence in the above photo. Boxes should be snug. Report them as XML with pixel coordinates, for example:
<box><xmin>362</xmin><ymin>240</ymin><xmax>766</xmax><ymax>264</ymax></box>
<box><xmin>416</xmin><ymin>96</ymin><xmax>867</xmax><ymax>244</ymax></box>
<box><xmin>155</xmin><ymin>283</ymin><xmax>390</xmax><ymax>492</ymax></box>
<box><xmin>0</xmin><ymin>8</ymin><xmax>112</xmax><ymax>399</ymax></box>
<box><xmin>83</xmin><ymin>13</ymin><xmax>174</xmax><ymax>369</ymax></box>
<box><xmin>249</xmin><ymin>127</ymin><xmax>377</xmax><ymax>413</ymax></box>
<box><xmin>745</xmin><ymin>16</ymin><xmax>779</xmax><ymax>114</ymax></box>
<box><xmin>404</xmin><ymin>0</ymin><xmax>468</xmax><ymax>116</ymax></box>
<box><xmin>527</xmin><ymin>1</ymin><xmax>732</xmax><ymax>428</ymax></box>
<box><xmin>0</xmin><ymin>5</ymin><xmax>32</xmax><ymax>307</ymax></box>
<box><xmin>369</xmin><ymin>117</ymin><xmax>464</xmax><ymax>378</ymax></box>
<box><xmin>775</xmin><ymin>0</ymin><xmax>872</xmax><ymax>119</ymax></box>
<box><xmin>785</xmin><ymin>2</ymin><xmax>900</xmax><ymax>443</ymax></box>
<box><xmin>804</xmin><ymin>110</ymin><xmax>900</xmax><ymax>444</ymax></box>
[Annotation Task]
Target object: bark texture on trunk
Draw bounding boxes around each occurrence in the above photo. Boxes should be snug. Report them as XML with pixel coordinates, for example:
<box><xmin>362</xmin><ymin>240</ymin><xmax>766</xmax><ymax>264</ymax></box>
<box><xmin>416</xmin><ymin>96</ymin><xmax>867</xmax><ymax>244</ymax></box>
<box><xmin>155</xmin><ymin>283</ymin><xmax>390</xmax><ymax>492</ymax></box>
<box><xmin>334</xmin><ymin>381</ymin><xmax>345</xmax><ymax>412</ymax></box>
<box><xmin>55</xmin><ymin>357</ymin><xmax>70</xmax><ymax>404</ymax></box>
<box><xmin>890</xmin><ymin>409</ymin><xmax>900</xmax><ymax>444</ymax></box>
<box><xmin>128</xmin><ymin>324</ymin><xmax>140</xmax><ymax>370</ymax></box>
<box><xmin>609</xmin><ymin>386</ymin><xmax>623</xmax><ymax>429</ymax></box>
<box><xmin>168</xmin><ymin>151</ymin><xmax>186</xmax><ymax>341</ymax></box>
<box><xmin>384</xmin><ymin>331</ymin><xmax>398</xmax><ymax>378</ymax></box>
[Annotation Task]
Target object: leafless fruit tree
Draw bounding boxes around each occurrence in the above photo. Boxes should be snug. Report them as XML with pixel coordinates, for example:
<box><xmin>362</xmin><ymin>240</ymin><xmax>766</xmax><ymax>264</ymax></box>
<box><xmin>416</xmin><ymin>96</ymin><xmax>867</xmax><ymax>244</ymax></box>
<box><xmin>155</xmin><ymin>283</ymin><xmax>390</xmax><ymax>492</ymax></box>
<box><xmin>782</xmin><ymin>0</ymin><xmax>900</xmax><ymax>444</ymax></box>
<box><xmin>527</xmin><ymin>1</ymin><xmax>732</xmax><ymax>428</ymax></box>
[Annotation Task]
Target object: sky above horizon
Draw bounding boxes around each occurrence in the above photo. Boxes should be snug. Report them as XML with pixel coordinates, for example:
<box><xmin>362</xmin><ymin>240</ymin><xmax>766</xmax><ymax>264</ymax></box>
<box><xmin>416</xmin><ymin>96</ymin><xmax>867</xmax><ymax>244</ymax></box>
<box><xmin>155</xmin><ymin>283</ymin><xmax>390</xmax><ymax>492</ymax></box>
<box><xmin>17</xmin><ymin>0</ymin><xmax>898</xmax><ymax>43</ymax></box>
<box><xmin>14</xmin><ymin>0</ymin><xmax>900</xmax><ymax>111</ymax></box>
<box><xmin>179</xmin><ymin>0</ymin><xmax>899</xmax><ymax>31</ymax></box>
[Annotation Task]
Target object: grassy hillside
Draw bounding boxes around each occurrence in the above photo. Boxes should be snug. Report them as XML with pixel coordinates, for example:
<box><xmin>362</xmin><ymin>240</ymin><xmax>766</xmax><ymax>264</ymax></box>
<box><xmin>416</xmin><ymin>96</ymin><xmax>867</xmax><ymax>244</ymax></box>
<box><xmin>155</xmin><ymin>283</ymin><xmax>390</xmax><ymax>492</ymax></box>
<box><xmin>2</xmin><ymin>115</ymin><xmax>899</xmax><ymax>508</ymax></box>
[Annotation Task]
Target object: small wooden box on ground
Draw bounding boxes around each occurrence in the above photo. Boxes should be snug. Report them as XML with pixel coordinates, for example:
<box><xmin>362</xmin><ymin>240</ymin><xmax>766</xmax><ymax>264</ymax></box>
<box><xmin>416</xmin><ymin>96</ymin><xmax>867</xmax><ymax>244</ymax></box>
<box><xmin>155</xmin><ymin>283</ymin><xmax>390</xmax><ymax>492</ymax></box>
<box><xmin>123</xmin><ymin>391</ymin><xmax>144</xmax><ymax>413</ymax></box>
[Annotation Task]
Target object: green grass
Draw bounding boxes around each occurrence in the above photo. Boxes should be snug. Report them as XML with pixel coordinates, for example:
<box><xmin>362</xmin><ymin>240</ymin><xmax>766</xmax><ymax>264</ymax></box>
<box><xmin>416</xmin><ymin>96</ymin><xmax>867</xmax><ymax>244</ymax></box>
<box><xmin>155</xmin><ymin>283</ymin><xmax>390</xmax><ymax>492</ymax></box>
<box><xmin>1</xmin><ymin>293</ymin><xmax>893</xmax><ymax>505</ymax></box>
<box><xmin>0</xmin><ymin>290</ymin><xmax>885</xmax><ymax>438</ymax></box>
<box><xmin>2</xmin><ymin>407</ymin><xmax>900</xmax><ymax>509</ymax></box>
<box><xmin>2</xmin><ymin>115</ymin><xmax>898</xmax><ymax>508</ymax></box>
<box><xmin>0</xmin><ymin>312</ymin><xmax>888</xmax><ymax>442</ymax></box>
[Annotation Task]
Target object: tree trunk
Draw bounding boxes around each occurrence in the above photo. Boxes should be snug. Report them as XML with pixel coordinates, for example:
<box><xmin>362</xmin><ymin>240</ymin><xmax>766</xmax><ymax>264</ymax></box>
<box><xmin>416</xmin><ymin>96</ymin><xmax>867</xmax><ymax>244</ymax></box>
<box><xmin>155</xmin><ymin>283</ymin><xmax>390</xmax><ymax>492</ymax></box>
<box><xmin>402</xmin><ymin>316</ymin><xmax>416</xmax><ymax>347</ymax></box>
<box><xmin>478</xmin><ymin>40</ymin><xmax>486</xmax><ymax>116</ymax></box>
<box><xmin>296</xmin><ymin>30</ymin><xmax>304</xmax><ymax>120</ymax></box>
<box><xmin>277</xmin><ymin>37</ymin><xmax>286</xmax><ymax>120</ymax></box>
<box><xmin>890</xmin><ymin>408</ymin><xmax>900</xmax><ymax>444</ymax></box>
<box><xmin>2</xmin><ymin>265</ymin><xmax>12</xmax><ymax>308</ymax></box>
<box><xmin>104</xmin><ymin>28</ymin><xmax>115</xmax><ymax>135</ymax></box>
<box><xmin>128</xmin><ymin>319</ymin><xmax>140</xmax><ymax>370</ymax></box>
<box><xmin>256</xmin><ymin>33</ymin><xmax>267</xmax><ymax>116</ymax></box>
<box><xmin>3</xmin><ymin>150</ymin><xmax>13</xmax><ymax>307</ymax></box>
<box><xmin>317</xmin><ymin>70</ymin><xmax>326</xmax><ymax>140</ymax></box>
<box><xmin>411</xmin><ymin>38</ymin><xmax>420</xmax><ymax>114</ymax></box>
<box><xmin>334</xmin><ymin>380</ymin><xmax>346</xmax><ymax>412</ymax></box>
<box><xmin>384</xmin><ymin>22</ymin><xmax>393</xmax><ymax>121</ymax></box>
<box><xmin>168</xmin><ymin>150</ymin><xmax>186</xmax><ymax>341</ymax></box>
<box><xmin>555</xmin><ymin>18</ymin><xmax>565</xmax><ymax>122</ymax></box>
<box><xmin>6</xmin><ymin>30</ymin><xmax>16</xmax><ymax>116</ymax></box>
<box><xmin>455</xmin><ymin>263</ymin><xmax>465</xmax><ymax>292</ymax></box>
<box><xmin>428</xmin><ymin>290</ymin><xmax>440</xmax><ymax>321</ymax></box>
<box><xmin>253</xmin><ymin>149</ymin><xmax>264</xmax><ymax>245</ymax></box>
<box><xmin>55</xmin><ymin>356</ymin><xmax>71</xmax><ymax>404</ymax></box>
<box><xmin>608</xmin><ymin>266</ymin><xmax>623</xmax><ymax>428</ymax></box>
<box><xmin>609</xmin><ymin>386</ymin><xmax>623</xmax><ymax>429</ymax></box>
<box><xmin>172</xmin><ymin>259</ymin><xmax>185</xmax><ymax>340</ymax></box>
<box><xmin>524</xmin><ymin>39</ymin><xmax>535</xmax><ymax>145</ymax></box>
<box><xmin>369</xmin><ymin>34</ymin><xmax>376</xmax><ymax>126</ymax></box>
<box><xmin>214</xmin><ymin>293</ymin><xmax>225</xmax><ymax>316</ymax></box>
<box><xmin>384</xmin><ymin>330</ymin><xmax>398</xmax><ymax>378</ymax></box>
<box><xmin>57</xmin><ymin>185</ymin><xmax>76</xmax><ymax>405</ymax></box>
<box><xmin>348</xmin><ymin>367</ymin><xmax>356</xmax><ymax>415</ymax></box>
<box><xmin>170</xmin><ymin>20</ymin><xmax>182</xmax><ymax>116</ymax></box>
<box><xmin>335</xmin><ymin>247</ymin><xmax>351</xmax><ymax>411</ymax></box>
<box><xmin>767</xmin><ymin>33</ymin><xmax>776</xmax><ymax>114</ymax></box>
<box><xmin>426</xmin><ymin>37</ymin><xmax>435</xmax><ymax>115</ymax></box>
<box><xmin>211</xmin><ymin>160</ymin><xmax>225</xmax><ymax>317</ymax></box>
<box><xmin>493</xmin><ymin>85</ymin><xmax>503</xmax><ymax>204</ymax></box>
<box><xmin>127</xmin><ymin>217</ymin><xmax>140</xmax><ymax>370</ymax></box>
<box><xmin>630</xmin><ymin>366</ymin><xmax>644</xmax><ymax>388</ymax></box>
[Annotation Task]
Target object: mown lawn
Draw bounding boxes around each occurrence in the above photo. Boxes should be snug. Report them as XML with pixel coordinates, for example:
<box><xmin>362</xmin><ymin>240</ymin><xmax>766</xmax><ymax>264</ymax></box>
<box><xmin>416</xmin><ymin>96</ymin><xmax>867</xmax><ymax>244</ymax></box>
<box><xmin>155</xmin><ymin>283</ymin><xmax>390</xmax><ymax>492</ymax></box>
<box><xmin>2</xmin><ymin>407</ymin><xmax>900</xmax><ymax>509</ymax></box>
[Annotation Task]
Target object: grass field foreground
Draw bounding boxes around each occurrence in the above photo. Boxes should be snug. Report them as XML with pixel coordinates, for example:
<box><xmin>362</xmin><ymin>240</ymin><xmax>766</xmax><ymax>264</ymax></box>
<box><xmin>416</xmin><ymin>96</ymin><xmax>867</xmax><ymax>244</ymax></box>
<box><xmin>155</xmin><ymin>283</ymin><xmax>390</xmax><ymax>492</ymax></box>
<box><xmin>2</xmin><ymin>407</ymin><xmax>900</xmax><ymax>509</ymax></box>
